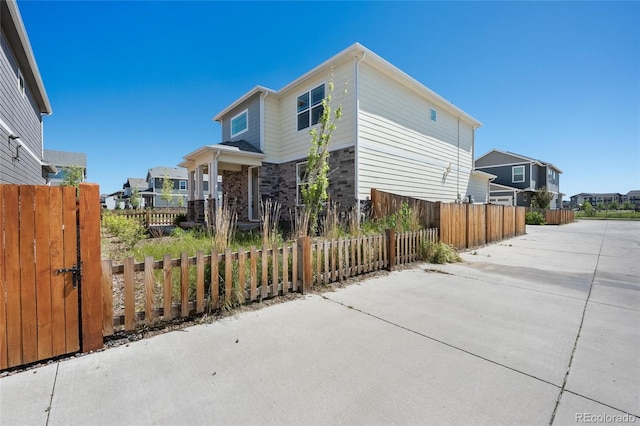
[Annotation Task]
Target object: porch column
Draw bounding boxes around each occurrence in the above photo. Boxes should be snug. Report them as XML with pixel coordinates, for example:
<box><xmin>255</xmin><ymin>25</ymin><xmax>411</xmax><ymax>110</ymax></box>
<box><xmin>209</xmin><ymin>156</ymin><xmax>219</xmax><ymax>211</ymax></box>
<box><xmin>188</xmin><ymin>170</ymin><xmax>195</xmax><ymax>201</ymax></box>
<box><xmin>195</xmin><ymin>165</ymin><xmax>204</xmax><ymax>200</ymax></box>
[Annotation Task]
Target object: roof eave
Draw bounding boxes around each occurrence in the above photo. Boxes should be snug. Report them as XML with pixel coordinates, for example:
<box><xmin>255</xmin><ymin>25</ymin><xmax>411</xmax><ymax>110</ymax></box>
<box><xmin>212</xmin><ymin>85</ymin><xmax>275</xmax><ymax>122</ymax></box>
<box><xmin>4</xmin><ymin>0</ymin><xmax>51</xmax><ymax>114</ymax></box>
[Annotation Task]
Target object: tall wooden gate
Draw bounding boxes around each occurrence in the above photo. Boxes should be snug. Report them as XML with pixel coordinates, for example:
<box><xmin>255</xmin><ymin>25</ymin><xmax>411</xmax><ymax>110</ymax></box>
<box><xmin>0</xmin><ymin>183</ymin><xmax>102</xmax><ymax>370</ymax></box>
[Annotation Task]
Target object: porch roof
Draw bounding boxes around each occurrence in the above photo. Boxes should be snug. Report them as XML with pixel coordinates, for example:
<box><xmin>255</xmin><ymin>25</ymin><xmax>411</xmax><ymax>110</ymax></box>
<box><xmin>178</xmin><ymin>140</ymin><xmax>265</xmax><ymax>171</ymax></box>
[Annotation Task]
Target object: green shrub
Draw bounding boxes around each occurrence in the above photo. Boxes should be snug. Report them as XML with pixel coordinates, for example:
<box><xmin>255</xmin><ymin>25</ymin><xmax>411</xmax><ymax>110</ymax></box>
<box><xmin>525</xmin><ymin>211</ymin><xmax>545</xmax><ymax>225</ymax></box>
<box><xmin>420</xmin><ymin>240</ymin><xmax>462</xmax><ymax>264</ymax></box>
<box><xmin>102</xmin><ymin>211</ymin><xmax>146</xmax><ymax>250</ymax></box>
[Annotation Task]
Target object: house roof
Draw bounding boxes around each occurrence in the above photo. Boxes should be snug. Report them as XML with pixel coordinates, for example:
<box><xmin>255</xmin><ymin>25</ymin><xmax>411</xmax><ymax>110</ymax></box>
<box><xmin>44</xmin><ymin>149</ymin><xmax>87</xmax><ymax>168</ymax></box>
<box><xmin>627</xmin><ymin>190</ymin><xmax>640</xmax><ymax>197</ymax></box>
<box><xmin>490</xmin><ymin>182</ymin><xmax>524</xmax><ymax>193</ymax></box>
<box><xmin>123</xmin><ymin>177</ymin><xmax>147</xmax><ymax>190</ymax></box>
<box><xmin>213</xmin><ymin>42</ymin><xmax>482</xmax><ymax>128</ymax></box>
<box><xmin>146</xmin><ymin>167</ymin><xmax>188</xmax><ymax>180</ymax></box>
<box><xmin>471</xmin><ymin>169</ymin><xmax>497</xmax><ymax>180</ymax></box>
<box><xmin>476</xmin><ymin>148</ymin><xmax>563</xmax><ymax>173</ymax></box>
<box><xmin>1</xmin><ymin>0</ymin><xmax>51</xmax><ymax>114</ymax></box>
<box><xmin>219</xmin><ymin>140</ymin><xmax>263</xmax><ymax>154</ymax></box>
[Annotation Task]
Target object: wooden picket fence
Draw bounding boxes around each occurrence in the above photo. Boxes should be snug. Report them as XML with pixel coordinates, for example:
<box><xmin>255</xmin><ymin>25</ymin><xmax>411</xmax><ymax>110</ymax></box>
<box><xmin>110</xmin><ymin>208</ymin><xmax>187</xmax><ymax>227</ymax></box>
<box><xmin>101</xmin><ymin>229</ymin><xmax>437</xmax><ymax>334</ymax></box>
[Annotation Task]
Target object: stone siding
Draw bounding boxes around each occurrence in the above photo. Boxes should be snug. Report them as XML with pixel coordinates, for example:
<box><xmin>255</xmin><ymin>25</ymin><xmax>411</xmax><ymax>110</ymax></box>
<box><xmin>222</xmin><ymin>167</ymin><xmax>249</xmax><ymax>221</ymax></box>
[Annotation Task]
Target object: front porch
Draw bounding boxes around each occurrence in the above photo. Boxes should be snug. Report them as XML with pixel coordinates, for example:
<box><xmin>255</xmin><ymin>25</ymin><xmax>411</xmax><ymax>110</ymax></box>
<box><xmin>179</xmin><ymin>141</ymin><xmax>265</xmax><ymax>227</ymax></box>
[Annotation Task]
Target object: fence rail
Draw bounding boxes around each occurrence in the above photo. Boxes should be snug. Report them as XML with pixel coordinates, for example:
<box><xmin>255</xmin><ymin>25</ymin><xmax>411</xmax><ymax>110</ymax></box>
<box><xmin>108</xmin><ymin>208</ymin><xmax>187</xmax><ymax>227</ymax></box>
<box><xmin>101</xmin><ymin>229</ymin><xmax>437</xmax><ymax>334</ymax></box>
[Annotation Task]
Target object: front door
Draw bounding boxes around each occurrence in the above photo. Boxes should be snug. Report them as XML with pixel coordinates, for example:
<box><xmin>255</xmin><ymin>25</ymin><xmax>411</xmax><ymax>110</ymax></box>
<box><xmin>248</xmin><ymin>166</ymin><xmax>260</xmax><ymax>221</ymax></box>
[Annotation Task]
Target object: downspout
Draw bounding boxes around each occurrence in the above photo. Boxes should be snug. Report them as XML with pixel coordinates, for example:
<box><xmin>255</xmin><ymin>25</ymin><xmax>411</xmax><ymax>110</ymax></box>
<box><xmin>355</xmin><ymin>50</ymin><xmax>366</xmax><ymax>222</ymax></box>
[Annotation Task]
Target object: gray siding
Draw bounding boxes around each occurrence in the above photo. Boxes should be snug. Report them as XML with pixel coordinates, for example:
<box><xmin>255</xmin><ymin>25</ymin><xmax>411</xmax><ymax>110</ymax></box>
<box><xmin>220</xmin><ymin>92</ymin><xmax>261</xmax><ymax>152</ymax></box>
<box><xmin>476</xmin><ymin>163</ymin><xmax>531</xmax><ymax>190</ymax></box>
<box><xmin>0</xmin><ymin>27</ymin><xmax>45</xmax><ymax>184</ymax></box>
<box><xmin>475</xmin><ymin>151</ymin><xmax>523</xmax><ymax>168</ymax></box>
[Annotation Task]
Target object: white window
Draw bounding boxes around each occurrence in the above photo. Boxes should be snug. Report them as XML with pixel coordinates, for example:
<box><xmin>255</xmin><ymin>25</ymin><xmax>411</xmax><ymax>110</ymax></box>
<box><xmin>296</xmin><ymin>162</ymin><xmax>308</xmax><ymax>205</ymax></box>
<box><xmin>179</xmin><ymin>180</ymin><xmax>187</xmax><ymax>191</ymax></box>
<box><xmin>297</xmin><ymin>84</ymin><xmax>324</xmax><ymax>131</ymax></box>
<box><xmin>17</xmin><ymin>69</ymin><xmax>25</xmax><ymax>96</ymax></box>
<box><xmin>430</xmin><ymin>108</ymin><xmax>437</xmax><ymax>122</ymax></box>
<box><xmin>231</xmin><ymin>109</ymin><xmax>248</xmax><ymax>137</ymax></box>
<box><xmin>512</xmin><ymin>165</ymin><xmax>525</xmax><ymax>183</ymax></box>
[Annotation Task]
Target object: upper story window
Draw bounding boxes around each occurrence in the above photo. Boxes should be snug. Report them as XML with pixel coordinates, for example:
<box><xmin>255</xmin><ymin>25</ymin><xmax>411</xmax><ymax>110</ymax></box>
<box><xmin>430</xmin><ymin>108</ymin><xmax>437</xmax><ymax>122</ymax></box>
<box><xmin>512</xmin><ymin>165</ymin><xmax>525</xmax><ymax>183</ymax></box>
<box><xmin>297</xmin><ymin>84</ymin><xmax>324</xmax><ymax>131</ymax></box>
<box><xmin>179</xmin><ymin>180</ymin><xmax>187</xmax><ymax>191</ymax></box>
<box><xmin>231</xmin><ymin>109</ymin><xmax>248</xmax><ymax>137</ymax></box>
<box><xmin>17</xmin><ymin>69</ymin><xmax>25</xmax><ymax>97</ymax></box>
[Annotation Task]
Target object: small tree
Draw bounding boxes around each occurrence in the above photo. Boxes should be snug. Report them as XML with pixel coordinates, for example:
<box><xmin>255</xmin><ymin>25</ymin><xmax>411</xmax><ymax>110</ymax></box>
<box><xmin>160</xmin><ymin>170</ymin><xmax>174</xmax><ymax>207</ymax></box>
<box><xmin>531</xmin><ymin>186</ymin><xmax>553</xmax><ymax>209</ymax></box>
<box><xmin>60</xmin><ymin>165</ymin><xmax>84</xmax><ymax>188</ymax></box>
<box><xmin>301</xmin><ymin>77</ymin><xmax>346</xmax><ymax>235</ymax></box>
<box><xmin>608</xmin><ymin>201</ymin><xmax>619</xmax><ymax>210</ymax></box>
<box><xmin>130</xmin><ymin>187</ymin><xmax>141</xmax><ymax>209</ymax></box>
<box><xmin>596</xmin><ymin>202</ymin><xmax>605</xmax><ymax>211</ymax></box>
<box><xmin>582</xmin><ymin>201</ymin><xmax>595</xmax><ymax>217</ymax></box>
<box><xmin>622</xmin><ymin>201</ymin><xmax>634</xmax><ymax>210</ymax></box>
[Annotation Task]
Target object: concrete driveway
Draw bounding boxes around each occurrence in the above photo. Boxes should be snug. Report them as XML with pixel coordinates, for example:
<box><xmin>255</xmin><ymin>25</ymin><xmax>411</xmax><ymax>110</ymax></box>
<box><xmin>1</xmin><ymin>220</ymin><xmax>638</xmax><ymax>425</ymax></box>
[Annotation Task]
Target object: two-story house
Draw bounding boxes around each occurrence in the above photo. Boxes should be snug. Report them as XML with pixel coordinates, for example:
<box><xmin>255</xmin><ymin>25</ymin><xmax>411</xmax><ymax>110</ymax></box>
<box><xmin>1</xmin><ymin>0</ymin><xmax>55</xmax><ymax>184</ymax></box>
<box><xmin>144</xmin><ymin>166</ymin><xmax>212</xmax><ymax>208</ymax></box>
<box><xmin>43</xmin><ymin>149</ymin><xmax>87</xmax><ymax>186</ymax></box>
<box><xmin>180</xmin><ymin>43</ymin><xmax>487</xmax><ymax>224</ymax></box>
<box><xmin>475</xmin><ymin>149</ymin><xmax>563</xmax><ymax>209</ymax></box>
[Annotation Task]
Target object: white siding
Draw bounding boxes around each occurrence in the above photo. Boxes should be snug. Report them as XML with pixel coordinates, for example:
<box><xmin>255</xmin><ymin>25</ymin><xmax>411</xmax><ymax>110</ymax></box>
<box><xmin>268</xmin><ymin>56</ymin><xmax>356</xmax><ymax>163</ymax></box>
<box><xmin>263</xmin><ymin>94</ymin><xmax>280</xmax><ymax>161</ymax></box>
<box><xmin>466</xmin><ymin>173</ymin><xmax>490</xmax><ymax>204</ymax></box>
<box><xmin>357</xmin><ymin>62</ymin><xmax>474</xmax><ymax>202</ymax></box>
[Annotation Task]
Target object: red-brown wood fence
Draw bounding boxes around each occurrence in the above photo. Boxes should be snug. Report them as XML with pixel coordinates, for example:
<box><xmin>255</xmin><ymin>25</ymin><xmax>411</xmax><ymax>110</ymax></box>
<box><xmin>0</xmin><ymin>184</ymin><xmax>102</xmax><ymax>370</ymax></box>
<box><xmin>372</xmin><ymin>189</ymin><xmax>528</xmax><ymax>250</ymax></box>
<box><xmin>110</xmin><ymin>208</ymin><xmax>187</xmax><ymax>227</ymax></box>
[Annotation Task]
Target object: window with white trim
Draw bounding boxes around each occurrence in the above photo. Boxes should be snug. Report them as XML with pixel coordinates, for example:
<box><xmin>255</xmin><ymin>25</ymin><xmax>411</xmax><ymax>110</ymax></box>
<box><xmin>230</xmin><ymin>109</ymin><xmax>248</xmax><ymax>137</ymax></box>
<box><xmin>512</xmin><ymin>165</ymin><xmax>525</xmax><ymax>183</ymax></box>
<box><xmin>296</xmin><ymin>162</ymin><xmax>308</xmax><ymax>205</ymax></box>
<box><xmin>179</xmin><ymin>180</ymin><xmax>187</xmax><ymax>191</ymax></box>
<box><xmin>297</xmin><ymin>84</ymin><xmax>324</xmax><ymax>131</ymax></box>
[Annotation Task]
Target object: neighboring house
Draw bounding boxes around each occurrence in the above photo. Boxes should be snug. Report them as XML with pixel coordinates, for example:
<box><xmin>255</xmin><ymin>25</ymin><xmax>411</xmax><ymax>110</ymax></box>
<box><xmin>144</xmin><ymin>166</ymin><xmax>206</xmax><ymax>208</ymax></box>
<box><xmin>122</xmin><ymin>177</ymin><xmax>148</xmax><ymax>208</ymax></box>
<box><xmin>101</xmin><ymin>190</ymin><xmax>124</xmax><ymax>210</ymax></box>
<box><xmin>43</xmin><ymin>149</ymin><xmax>87</xmax><ymax>186</ymax></box>
<box><xmin>475</xmin><ymin>149</ymin><xmax>563</xmax><ymax>209</ymax></box>
<box><xmin>570</xmin><ymin>192</ymin><xmax>638</xmax><ymax>209</ymax></box>
<box><xmin>627</xmin><ymin>190</ymin><xmax>640</xmax><ymax>210</ymax></box>
<box><xmin>180</xmin><ymin>43</ymin><xmax>485</xmax><ymax>223</ymax></box>
<box><xmin>1</xmin><ymin>0</ymin><xmax>55</xmax><ymax>184</ymax></box>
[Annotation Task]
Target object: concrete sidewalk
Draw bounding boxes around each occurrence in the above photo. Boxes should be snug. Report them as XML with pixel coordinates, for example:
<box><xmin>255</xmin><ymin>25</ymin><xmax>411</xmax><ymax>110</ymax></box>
<box><xmin>1</xmin><ymin>220</ymin><xmax>638</xmax><ymax>425</ymax></box>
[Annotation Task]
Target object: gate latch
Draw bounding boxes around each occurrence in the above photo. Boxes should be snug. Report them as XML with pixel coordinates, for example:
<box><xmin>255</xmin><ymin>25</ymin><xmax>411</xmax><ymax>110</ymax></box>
<box><xmin>57</xmin><ymin>263</ymin><xmax>82</xmax><ymax>288</ymax></box>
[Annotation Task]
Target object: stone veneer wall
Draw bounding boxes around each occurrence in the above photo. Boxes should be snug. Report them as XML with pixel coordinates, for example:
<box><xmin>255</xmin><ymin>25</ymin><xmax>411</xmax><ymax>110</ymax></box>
<box><xmin>222</xmin><ymin>167</ymin><xmax>249</xmax><ymax>221</ymax></box>
<box><xmin>260</xmin><ymin>147</ymin><xmax>356</xmax><ymax>221</ymax></box>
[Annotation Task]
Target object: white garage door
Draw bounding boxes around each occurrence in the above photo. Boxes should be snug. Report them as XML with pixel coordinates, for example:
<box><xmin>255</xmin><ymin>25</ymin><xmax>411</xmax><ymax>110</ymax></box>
<box><xmin>489</xmin><ymin>196</ymin><xmax>513</xmax><ymax>206</ymax></box>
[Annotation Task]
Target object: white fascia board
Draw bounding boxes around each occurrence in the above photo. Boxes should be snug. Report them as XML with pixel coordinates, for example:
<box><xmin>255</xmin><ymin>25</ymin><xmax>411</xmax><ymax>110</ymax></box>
<box><xmin>490</xmin><ymin>182</ymin><xmax>524</xmax><ymax>192</ymax></box>
<box><xmin>471</xmin><ymin>169</ymin><xmax>497</xmax><ymax>180</ymax></box>
<box><xmin>5</xmin><ymin>0</ymin><xmax>51</xmax><ymax>114</ymax></box>
<box><xmin>213</xmin><ymin>85</ymin><xmax>276</xmax><ymax>122</ymax></box>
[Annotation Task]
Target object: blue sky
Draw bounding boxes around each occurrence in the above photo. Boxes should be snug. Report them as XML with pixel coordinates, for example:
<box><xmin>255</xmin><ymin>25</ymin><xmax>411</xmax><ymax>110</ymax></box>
<box><xmin>18</xmin><ymin>1</ymin><xmax>640</xmax><ymax>197</ymax></box>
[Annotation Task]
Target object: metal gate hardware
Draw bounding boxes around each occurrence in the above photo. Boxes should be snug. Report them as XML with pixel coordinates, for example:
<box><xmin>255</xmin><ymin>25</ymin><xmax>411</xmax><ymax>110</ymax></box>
<box><xmin>57</xmin><ymin>263</ymin><xmax>82</xmax><ymax>288</ymax></box>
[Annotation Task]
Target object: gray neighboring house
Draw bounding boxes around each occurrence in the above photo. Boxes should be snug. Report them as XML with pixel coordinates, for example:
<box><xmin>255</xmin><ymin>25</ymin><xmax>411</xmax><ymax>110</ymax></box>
<box><xmin>570</xmin><ymin>191</ymin><xmax>640</xmax><ymax>210</ymax></box>
<box><xmin>145</xmin><ymin>166</ymin><xmax>205</xmax><ymax>208</ymax></box>
<box><xmin>43</xmin><ymin>149</ymin><xmax>87</xmax><ymax>186</ymax></box>
<box><xmin>475</xmin><ymin>149</ymin><xmax>563</xmax><ymax>209</ymax></box>
<box><xmin>1</xmin><ymin>0</ymin><xmax>55</xmax><ymax>184</ymax></box>
<box><xmin>627</xmin><ymin>190</ymin><xmax>640</xmax><ymax>210</ymax></box>
<box><xmin>122</xmin><ymin>177</ymin><xmax>148</xmax><ymax>209</ymax></box>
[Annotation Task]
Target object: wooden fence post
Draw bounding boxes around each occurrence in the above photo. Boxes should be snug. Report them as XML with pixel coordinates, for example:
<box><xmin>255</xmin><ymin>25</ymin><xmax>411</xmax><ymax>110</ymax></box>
<box><xmin>385</xmin><ymin>229</ymin><xmax>396</xmax><ymax>271</ymax></box>
<box><xmin>298</xmin><ymin>236</ymin><xmax>312</xmax><ymax>294</ymax></box>
<box><xmin>79</xmin><ymin>183</ymin><xmax>103</xmax><ymax>352</ymax></box>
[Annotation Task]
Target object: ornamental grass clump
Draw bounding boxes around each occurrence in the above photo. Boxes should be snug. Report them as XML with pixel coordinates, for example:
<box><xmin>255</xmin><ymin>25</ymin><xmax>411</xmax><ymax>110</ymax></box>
<box><xmin>420</xmin><ymin>240</ymin><xmax>462</xmax><ymax>264</ymax></box>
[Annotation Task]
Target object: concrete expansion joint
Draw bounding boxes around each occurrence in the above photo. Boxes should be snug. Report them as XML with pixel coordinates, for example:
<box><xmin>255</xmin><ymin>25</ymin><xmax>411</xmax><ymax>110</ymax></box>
<box><xmin>320</xmin><ymin>294</ymin><xmax>560</xmax><ymax>388</ymax></box>
<box><xmin>45</xmin><ymin>362</ymin><xmax>60</xmax><ymax>426</ymax></box>
<box><xmin>549</xmin><ymin>223</ymin><xmax>608</xmax><ymax>425</ymax></box>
